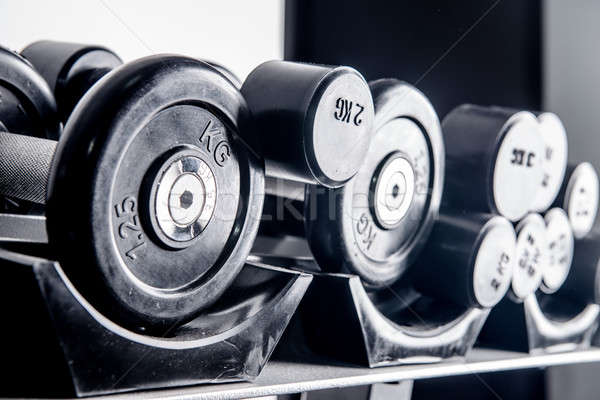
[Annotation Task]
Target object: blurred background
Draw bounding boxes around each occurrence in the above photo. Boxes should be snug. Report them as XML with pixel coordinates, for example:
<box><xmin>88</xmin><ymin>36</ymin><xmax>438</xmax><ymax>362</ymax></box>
<box><xmin>1</xmin><ymin>0</ymin><xmax>598</xmax><ymax>398</ymax></box>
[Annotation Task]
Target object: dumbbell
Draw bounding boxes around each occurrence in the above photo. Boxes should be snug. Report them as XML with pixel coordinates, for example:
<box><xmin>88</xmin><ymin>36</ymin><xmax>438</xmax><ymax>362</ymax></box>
<box><xmin>0</xmin><ymin>54</ymin><xmax>264</xmax><ymax>331</ymax></box>
<box><xmin>531</xmin><ymin>112</ymin><xmax>568</xmax><ymax>212</ymax></box>
<box><xmin>556</xmin><ymin>233</ymin><xmax>600</xmax><ymax>306</ymax></box>
<box><xmin>553</xmin><ymin>162</ymin><xmax>599</xmax><ymax>239</ymax></box>
<box><xmin>22</xmin><ymin>41</ymin><xmax>245</xmax><ymax>121</ymax></box>
<box><xmin>0</xmin><ymin>47</ymin><xmax>60</xmax><ymax>139</ymax></box>
<box><xmin>510</xmin><ymin>213</ymin><xmax>547</xmax><ymax>301</ymax></box>
<box><xmin>259</xmin><ymin>80</ymin><xmax>444</xmax><ymax>288</ymax></box>
<box><xmin>0</xmin><ymin>46</ymin><xmax>60</xmax><ymax>140</ymax></box>
<box><xmin>241</xmin><ymin>60</ymin><xmax>375</xmax><ymax>187</ymax></box>
<box><xmin>540</xmin><ymin>208</ymin><xmax>575</xmax><ymax>293</ymax></box>
<box><xmin>442</xmin><ymin>105</ymin><xmax>545</xmax><ymax>221</ymax></box>
<box><xmin>21</xmin><ymin>40</ymin><xmax>122</xmax><ymax>123</ymax></box>
<box><xmin>410</xmin><ymin>212</ymin><xmax>515</xmax><ymax>308</ymax></box>
<box><xmin>487</xmin><ymin>108</ymin><xmax>569</xmax><ymax>213</ymax></box>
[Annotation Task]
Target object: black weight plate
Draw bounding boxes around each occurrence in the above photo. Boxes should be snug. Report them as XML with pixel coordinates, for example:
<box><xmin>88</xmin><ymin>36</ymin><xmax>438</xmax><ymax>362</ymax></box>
<box><xmin>21</xmin><ymin>41</ymin><xmax>123</xmax><ymax>122</ymax></box>
<box><xmin>304</xmin><ymin>79</ymin><xmax>444</xmax><ymax>288</ymax></box>
<box><xmin>442</xmin><ymin>106</ymin><xmax>544</xmax><ymax>221</ymax></box>
<box><xmin>410</xmin><ymin>213</ymin><xmax>515</xmax><ymax>308</ymax></box>
<box><xmin>531</xmin><ymin>112</ymin><xmax>568</xmax><ymax>212</ymax></box>
<box><xmin>202</xmin><ymin>59</ymin><xmax>241</xmax><ymax>88</ymax></box>
<box><xmin>46</xmin><ymin>55</ymin><xmax>264</xmax><ymax>331</ymax></box>
<box><xmin>0</xmin><ymin>46</ymin><xmax>60</xmax><ymax>139</ymax></box>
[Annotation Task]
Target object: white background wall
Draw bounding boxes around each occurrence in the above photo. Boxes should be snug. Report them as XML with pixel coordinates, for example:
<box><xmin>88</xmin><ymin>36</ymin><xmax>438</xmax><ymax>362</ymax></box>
<box><xmin>0</xmin><ymin>0</ymin><xmax>284</xmax><ymax>80</ymax></box>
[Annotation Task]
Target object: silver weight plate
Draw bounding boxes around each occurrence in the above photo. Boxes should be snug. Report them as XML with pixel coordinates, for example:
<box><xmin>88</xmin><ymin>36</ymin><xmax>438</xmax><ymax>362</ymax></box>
<box><xmin>512</xmin><ymin>213</ymin><xmax>547</xmax><ymax>299</ymax></box>
<box><xmin>492</xmin><ymin>111</ymin><xmax>545</xmax><ymax>221</ymax></box>
<box><xmin>532</xmin><ymin>112</ymin><xmax>568</xmax><ymax>212</ymax></box>
<box><xmin>541</xmin><ymin>208</ymin><xmax>574</xmax><ymax>293</ymax></box>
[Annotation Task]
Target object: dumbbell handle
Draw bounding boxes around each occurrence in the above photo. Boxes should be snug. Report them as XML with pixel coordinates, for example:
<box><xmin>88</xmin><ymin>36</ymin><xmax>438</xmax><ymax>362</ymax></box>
<box><xmin>0</xmin><ymin>131</ymin><xmax>56</xmax><ymax>204</ymax></box>
<box><xmin>261</xmin><ymin>177</ymin><xmax>308</xmax><ymax>238</ymax></box>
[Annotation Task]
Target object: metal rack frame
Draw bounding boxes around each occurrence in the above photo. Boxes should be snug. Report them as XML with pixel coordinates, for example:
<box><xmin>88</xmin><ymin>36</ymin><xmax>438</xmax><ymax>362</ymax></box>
<box><xmin>23</xmin><ymin>348</ymin><xmax>600</xmax><ymax>400</ymax></box>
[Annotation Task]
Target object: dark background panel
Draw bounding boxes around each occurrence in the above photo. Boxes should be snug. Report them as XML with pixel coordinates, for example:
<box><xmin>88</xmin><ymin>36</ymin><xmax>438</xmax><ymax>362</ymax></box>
<box><xmin>285</xmin><ymin>0</ymin><xmax>541</xmax><ymax>118</ymax></box>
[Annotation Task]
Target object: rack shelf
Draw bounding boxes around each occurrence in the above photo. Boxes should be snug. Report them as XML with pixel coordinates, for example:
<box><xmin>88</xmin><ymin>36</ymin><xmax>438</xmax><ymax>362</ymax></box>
<box><xmin>39</xmin><ymin>348</ymin><xmax>600</xmax><ymax>400</ymax></box>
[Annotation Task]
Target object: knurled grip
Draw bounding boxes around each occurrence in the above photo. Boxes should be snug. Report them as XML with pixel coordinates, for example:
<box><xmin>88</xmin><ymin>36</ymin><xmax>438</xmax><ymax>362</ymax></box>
<box><xmin>0</xmin><ymin>131</ymin><xmax>56</xmax><ymax>204</ymax></box>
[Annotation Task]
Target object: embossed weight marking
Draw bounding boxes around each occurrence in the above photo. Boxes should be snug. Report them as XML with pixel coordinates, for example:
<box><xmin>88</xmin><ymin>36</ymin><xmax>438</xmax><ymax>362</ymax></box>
<box><xmin>511</xmin><ymin>213</ymin><xmax>547</xmax><ymax>301</ymax></box>
<box><xmin>554</xmin><ymin>162</ymin><xmax>599</xmax><ymax>239</ymax></box>
<box><xmin>541</xmin><ymin>208</ymin><xmax>574</xmax><ymax>294</ymax></box>
<box><xmin>306</xmin><ymin>80</ymin><xmax>443</xmax><ymax>288</ymax></box>
<box><xmin>531</xmin><ymin>112</ymin><xmax>568</xmax><ymax>212</ymax></box>
<box><xmin>0</xmin><ymin>45</ymin><xmax>60</xmax><ymax>212</ymax></box>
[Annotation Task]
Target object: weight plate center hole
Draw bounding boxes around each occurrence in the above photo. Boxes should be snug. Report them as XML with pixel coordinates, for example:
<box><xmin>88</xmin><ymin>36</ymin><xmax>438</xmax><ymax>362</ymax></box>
<box><xmin>168</xmin><ymin>173</ymin><xmax>206</xmax><ymax>226</ymax></box>
<box><xmin>371</xmin><ymin>153</ymin><xmax>415</xmax><ymax>230</ymax></box>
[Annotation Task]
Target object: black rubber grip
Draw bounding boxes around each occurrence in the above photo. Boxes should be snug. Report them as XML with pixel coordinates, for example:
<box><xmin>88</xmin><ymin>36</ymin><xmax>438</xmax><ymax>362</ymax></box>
<box><xmin>0</xmin><ymin>131</ymin><xmax>56</xmax><ymax>204</ymax></box>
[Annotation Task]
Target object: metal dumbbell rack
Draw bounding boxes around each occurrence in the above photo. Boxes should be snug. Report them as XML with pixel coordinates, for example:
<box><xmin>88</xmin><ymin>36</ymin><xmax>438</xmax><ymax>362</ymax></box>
<box><xmin>18</xmin><ymin>348</ymin><xmax>600</xmax><ymax>399</ymax></box>
<box><xmin>121</xmin><ymin>349</ymin><xmax>600</xmax><ymax>400</ymax></box>
<box><xmin>2</xmin><ymin>39</ymin><xmax>600</xmax><ymax>399</ymax></box>
<box><xmin>2</xmin><ymin>210</ymin><xmax>600</xmax><ymax>400</ymax></box>
<box><xmin>2</xmin><ymin>212</ymin><xmax>600</xmax><ymax>399</ymax></box>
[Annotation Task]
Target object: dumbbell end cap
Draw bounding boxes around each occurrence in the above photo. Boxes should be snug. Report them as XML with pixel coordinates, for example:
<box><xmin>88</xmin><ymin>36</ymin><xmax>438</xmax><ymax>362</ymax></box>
<box><xmin>491</xmin><ymin>111</ymin><xmax>544</xmax><ymax>221</ymax></box>
<box><xmin>472</xmin><ymin>215</ymin><xmax>516</xmax><ymax>308</ymax></box>
<box><xmin>540</xmin><ymin>207</ymin><xmax>574</xmax><ymax>293</ymax></box>
<box><xmin>305</xmin><ymin>66</ymin><xmax>375</xmax><ymax>187</ymax></box>
<box><xmin>531</xmin><ymin>112</ymin><xmax>568</xmax><ymax>212</ymax></box>
<box><xmin>511</xmin><ymin>213</ymin><xmax>547</xmax><ymax>300</ymax></box>
<box><xmin>565</xmin><ymin>162</ymin><xmax>599</xmax><ymax>239</ymax></box>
